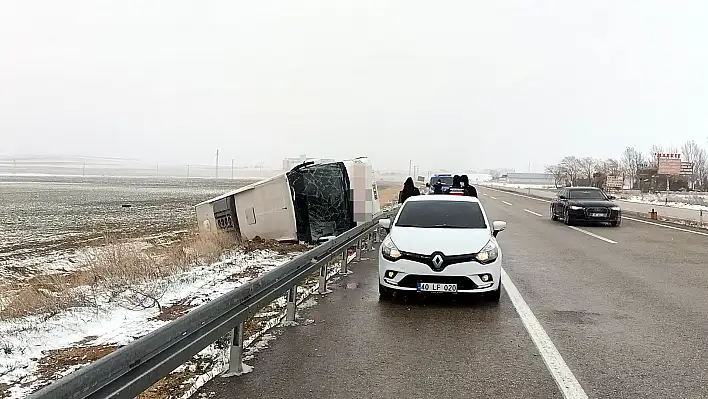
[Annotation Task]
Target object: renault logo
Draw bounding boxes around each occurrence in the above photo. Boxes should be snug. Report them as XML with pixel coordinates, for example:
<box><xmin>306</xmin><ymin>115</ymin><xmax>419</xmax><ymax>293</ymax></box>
<box><xmin>432</xmin><ymin>254</ymin><xmax>444</xmax><ymax>268</ymax></box>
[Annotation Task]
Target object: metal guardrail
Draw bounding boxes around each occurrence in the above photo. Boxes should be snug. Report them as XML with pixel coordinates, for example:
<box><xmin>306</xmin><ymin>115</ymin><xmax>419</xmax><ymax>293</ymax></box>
<box><xmin>27</xmin><ymin>208</ymin><xmax>399</xmax><ymax>399</ymax></box>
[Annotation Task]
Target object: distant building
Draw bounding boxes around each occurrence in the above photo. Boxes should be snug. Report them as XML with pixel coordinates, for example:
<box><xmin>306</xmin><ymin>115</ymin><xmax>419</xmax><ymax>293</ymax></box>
<box><xmin>505</xmin><ymin>172</ymin><xmax>555</xmax><ymax>186</ymax></box>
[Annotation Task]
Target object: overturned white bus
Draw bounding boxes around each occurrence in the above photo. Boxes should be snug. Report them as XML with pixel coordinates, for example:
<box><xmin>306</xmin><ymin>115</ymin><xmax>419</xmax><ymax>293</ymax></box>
<box><xmin>195</xmin><ymin>158</ymin><xmax>381</xmax><ymax>243</ymax></box>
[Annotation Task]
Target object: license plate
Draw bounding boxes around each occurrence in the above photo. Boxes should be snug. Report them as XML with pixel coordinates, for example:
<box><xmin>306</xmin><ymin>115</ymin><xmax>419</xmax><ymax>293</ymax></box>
<box><xmin>590</xmin><ymin>213</ymin><xmax>605</xmax><ymax>217</ymax></box>
<box><xmin>417</xmin><ymin>282</ymin><xmax>458</xmax><ymax>292</ymax></box>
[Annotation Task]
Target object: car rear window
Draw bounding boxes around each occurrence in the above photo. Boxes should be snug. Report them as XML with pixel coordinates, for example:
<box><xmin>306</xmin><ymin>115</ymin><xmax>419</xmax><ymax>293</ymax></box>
<box><xmin>395</xmin><ymin>200</ymin><xmax>487</xmax><ymax>229</ymax></box>
<box><xmin>430</xmin><ymin>176</ymin><xmax>454</xmax><ymax>186</ymax></box>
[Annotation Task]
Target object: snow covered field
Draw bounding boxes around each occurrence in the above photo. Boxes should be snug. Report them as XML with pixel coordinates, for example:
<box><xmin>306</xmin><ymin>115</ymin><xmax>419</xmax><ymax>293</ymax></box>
<box><xmin>0</xmin><ymin>247</ymin><xmax>322</xmax><ymax>398</ymax></box>
<box><xmin>0</xmin><ymin>176</ymin><xmax>250</xmax><ymax>284</ymax></box>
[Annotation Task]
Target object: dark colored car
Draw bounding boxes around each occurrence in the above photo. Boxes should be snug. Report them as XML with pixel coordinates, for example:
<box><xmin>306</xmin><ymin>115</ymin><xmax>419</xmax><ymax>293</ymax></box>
<box><xmin>550</xmin><ymin>187</ymin><xmax>621</xmax><ymax>227</ymax></box>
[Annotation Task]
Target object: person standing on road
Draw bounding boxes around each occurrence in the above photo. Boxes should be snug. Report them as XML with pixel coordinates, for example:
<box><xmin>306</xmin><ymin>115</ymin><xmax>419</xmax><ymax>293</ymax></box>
<box><xmin>399</xmin><ymin>177</ymin><xmax>421</xmax><ymax>203</ymax></box>
<box><xmin>433</xmin><ymin>179</ymin><xmax>444</xmax><ymax>194</ymax></box>
<box><xmin>460</xmin><ymin>175</ymin><xmax>478</xmax><ymax>197</ymax></box>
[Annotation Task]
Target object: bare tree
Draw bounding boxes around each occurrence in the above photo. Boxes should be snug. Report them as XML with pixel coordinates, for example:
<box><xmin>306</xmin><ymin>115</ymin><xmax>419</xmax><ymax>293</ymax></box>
<box><xmin>578</xmin><ymin>157</ymin><xmax>597</xmax><ymax>182</ymax></box>
<box><xmin>488</xmin><ymin>169</ymin><xmax>502</xmax><ymax>181</ymax></box>
<box><xmin>621</xmin><ymin>147</ymin><xmax>643</xmax><ymax>189</ymax></box>
<box><xmin>560</xmin><ymin>156</ymin><xmax>580</xmax><ymax>186</ymax></box>
<box><xmin>545</xmin><ymin>164</ymin><xmax>566</xmax><ymax>188</ymax></box>
<box><xmin>599</xmin><ymin>158</ymin><xmax>621</xmax><ymax>175</ymax></box>
<box><xmin>696</xmin><ymin>147</ymin><xmax>708</xmax><ymax>190</ymax></box>
<box><xmin>682</xmin><ymin>140</ymin><xmax>701</xmax><ymax>188</ymax></box>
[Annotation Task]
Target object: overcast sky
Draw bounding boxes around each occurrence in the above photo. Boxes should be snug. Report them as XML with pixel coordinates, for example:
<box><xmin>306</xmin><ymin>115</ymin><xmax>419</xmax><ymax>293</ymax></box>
<box><xmin>2</xmin><ymin>1</ymin><xmax>708</xmax><ymax>172</ymax></box>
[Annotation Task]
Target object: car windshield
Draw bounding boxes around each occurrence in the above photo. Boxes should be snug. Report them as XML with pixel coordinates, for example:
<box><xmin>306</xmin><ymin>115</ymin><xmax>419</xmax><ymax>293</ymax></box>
<box><xmin>394</xmin><ymin>200</ymin><xmax>487</xmax><ymax>228</ymax></box>
<box><xmin>568</xmin><ymin>190</ymin><xmax>607</xmax><ymax>200</ymax></box>
<box><xmin>430</xmin><ymin>176</ymin><xmax>454</xmax><ymax>186</ymax></box>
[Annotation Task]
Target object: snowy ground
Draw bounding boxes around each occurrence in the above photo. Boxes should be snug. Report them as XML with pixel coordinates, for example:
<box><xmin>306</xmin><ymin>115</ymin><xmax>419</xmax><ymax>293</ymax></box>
<box><xmin>0</xmin><ymin>247</ymin><xmax>308</xmax><ymax>398</ymax></box>
<box><xmin>619</xmin><ymin>193</ymin><xmax>708</xmax><ymax>212</ymax></box>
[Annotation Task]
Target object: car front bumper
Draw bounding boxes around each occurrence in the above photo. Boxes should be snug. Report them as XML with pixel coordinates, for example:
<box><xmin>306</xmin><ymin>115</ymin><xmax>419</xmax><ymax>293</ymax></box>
<box><xmin>567</xmin><ymin>208</ymin><xmax>621</xmax><ymax>222</ymax></box>
<box><xmin>378</xmin><ymin>252</ymin><xmax>502</xmax><ymax>293</ymax></box>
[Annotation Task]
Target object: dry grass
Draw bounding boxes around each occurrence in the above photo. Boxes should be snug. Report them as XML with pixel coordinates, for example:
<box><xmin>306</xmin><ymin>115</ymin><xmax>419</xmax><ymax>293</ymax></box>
<box><xmin>0</xmin><ymin>230</ymin><xmax>240</xmax><ymax>321</ymax></box>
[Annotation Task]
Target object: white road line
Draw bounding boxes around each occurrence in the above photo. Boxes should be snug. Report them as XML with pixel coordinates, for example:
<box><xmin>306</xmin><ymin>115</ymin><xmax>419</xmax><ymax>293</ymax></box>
<box><xmin>567</xmin><ymin>226</ymin><xmax>617</xmax><ymax>244</ymax></box>
<box><xmin>623</xmin><ymin>216</ymin><xmax>708</xmax><ymax>237</ymax></box>
<box><xmin>502</xmin><ymin>201</ymin><xmax>513</xmax><ymax>206</ymax></box>
<box><xmin>502</xmin><ymin>269</ymin><xmax>588</xmax><ymax>399</ymax></box>
<box><xmin>483</xmin><ymin>193</ymin><xmax>488</xmax><ymax>196</ymax></box>
<box><xmin>524</xmin><ymin>209</ymin><xmax>543</xmax><ymax>217</ymax></box>
<box><xmin>491</xmin><ymin>196</ymin><xmax>498</xmax><ymax>200</ymax></box>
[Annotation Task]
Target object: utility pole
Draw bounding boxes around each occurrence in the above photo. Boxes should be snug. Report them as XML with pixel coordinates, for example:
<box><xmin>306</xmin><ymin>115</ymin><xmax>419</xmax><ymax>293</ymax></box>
<box><xmin>215</xmin><ymin>149</ymin><xmax>220</xmax><ymax>179</ymax></box>
<box><xmin>231</xmin><ymin>159</ymin><xmax>234</xmax><ymax>179</ymax></box>
<box><xmin>156</xmin><ymin>164</ymin><xmax>159</xmax><ymax>176</ymax></box>
<box><xmin>82</xmin><ymin>162</ymin><xmax>86</xmax><ymax>177</ymax></box>
<box><xmin>187</xmin><ymin>164</ymin><xmax>190</xmax><ymax>178</ymax></box>
<box><xmin>408</xmin><ymin>160</ymin><xmax>412</xmax><ymax>177</ymax></box>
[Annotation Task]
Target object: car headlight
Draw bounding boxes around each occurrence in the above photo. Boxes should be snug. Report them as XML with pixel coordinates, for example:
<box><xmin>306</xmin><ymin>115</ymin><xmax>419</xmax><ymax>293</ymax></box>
<box><xmin>381</xmin><ymin>236</ymin><xmax>401</xmax><ymax>261</ymax></box>
<box><xmin>610</xmin><ymin>206</ymin><xmax>621</xmax><ymax>211</ymax></box>
<box><xmin>569</xmin><ymin>205</ymin><xmax>583</xmax><ymax>210</ymax></box>
<box><xmin>475</xmin><ymin>240</ymin><xmax>499</xmax><ymax>265</ymax></box>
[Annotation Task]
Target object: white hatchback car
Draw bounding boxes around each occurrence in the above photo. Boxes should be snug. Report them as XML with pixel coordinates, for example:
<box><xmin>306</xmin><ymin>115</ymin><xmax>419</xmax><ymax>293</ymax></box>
<box><xmin>378</xmin><ymin>195</ymin><xmax>506</xmax><ymax>301</ymax></box>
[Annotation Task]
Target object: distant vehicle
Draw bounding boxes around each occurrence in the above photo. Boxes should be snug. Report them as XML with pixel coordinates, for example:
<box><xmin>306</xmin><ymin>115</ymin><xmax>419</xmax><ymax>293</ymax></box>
<box><xmin>377</xmin><ymin>195</ymin><xmax>506</xmax><ymax>301</ymax></box>
<box><xmin>550</xmin><ymin>187</ymin><xmax>621</xmax><ymax>227</ymax></box>
<box><xmin>428</xmin><ymin>174</ymin><xmax>454</xmax><ymax>194</ymax></box>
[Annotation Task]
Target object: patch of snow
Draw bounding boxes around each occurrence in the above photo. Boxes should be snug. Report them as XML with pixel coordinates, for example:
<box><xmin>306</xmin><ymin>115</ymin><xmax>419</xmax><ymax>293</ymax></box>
<box><xmin>623</xmin><ymin>195</ymin><xmax>708</xmax><ymax>212</ymax></box>
<box><xmin>0</xmin><ymin>249</ymin><xmax>298</xmax><ymax>398</ymax></box>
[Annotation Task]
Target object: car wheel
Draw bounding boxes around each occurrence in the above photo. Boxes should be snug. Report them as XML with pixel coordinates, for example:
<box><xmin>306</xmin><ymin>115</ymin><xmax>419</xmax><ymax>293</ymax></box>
<box><xmin>485</xmin><ymin>281</ymin><xmax>502</xmax><ymax>302</ymax></box>
<box><xmin>563</xmin><ymin>209</ymin><xmax>573</xmax><ymax>226</ymax></box>
<box><xmin>379</xmin><ymin>284</ymin><xmax>394</xmax><ymax>300</ymax></box>
<box><xmin>550</xmin><ymin>206</ymin><xmax>558</xmax><ymax>221</ymax></box>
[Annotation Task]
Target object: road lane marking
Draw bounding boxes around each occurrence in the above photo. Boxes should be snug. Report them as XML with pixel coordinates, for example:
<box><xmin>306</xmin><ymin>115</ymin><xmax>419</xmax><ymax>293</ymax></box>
<box><xmin>483</xmin><ymin>193</ymin><xmax>488</xmax><ymax>196</ymax></box>
<box><xmin>623</xmin><ymin>217</ymin><xmax>708</xmax><ymax>237</ymax></box>
<box><xmin>491</xmin><ymin>196</ymin><xmax>498</xmax><ymax>200</ymax></box>
<box><xmin>502</xmin><ymin>269</ymin><xmax>588</xmax><ymax>399</ymax></box>
<box><xmin>502</xmin><ymin>201</ymin><xmax>513</xmax><ymax>206</ymax></box>
<box><xmin>567</xmin><ymin>226</ymin><xmax>617</xmax><ymax>244</ymax></box>
<box><xmin>524</xmin><ymin>209</ymin><xmax>543</xmax><ymax>217</ymax></box>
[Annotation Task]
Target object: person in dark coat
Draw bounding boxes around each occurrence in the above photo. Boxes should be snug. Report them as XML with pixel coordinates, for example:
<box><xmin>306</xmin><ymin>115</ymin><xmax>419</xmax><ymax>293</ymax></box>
<box><xmin>448</xmin><ymin>175</ymin><xmax>465</xmax><ymax>195</ymax></box>
<box><xmin>460</xmin><ymin>175</ymin><xmax>478</xmax><ymax>197</ymax></box>
<box><xmin>399</xmin><ymin>177</ymin><xmax>421</xmax><ymax>203</ymax></box>
<box><xmin>433</xmin><ymin>179</ymin><xmax>443</xmax><ymax>194</ymax></box>
<box><xmin>451</xmin><ymin>175</ymin><xmax>461</xmax><ymax>188</ymax></box>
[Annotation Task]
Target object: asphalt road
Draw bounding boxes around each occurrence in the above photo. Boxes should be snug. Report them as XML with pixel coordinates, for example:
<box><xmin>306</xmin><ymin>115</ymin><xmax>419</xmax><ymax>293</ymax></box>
<box><xmin>197</xmin><ymin>187</ymin><xmax>708</xmax><ymax>398</ymax></box>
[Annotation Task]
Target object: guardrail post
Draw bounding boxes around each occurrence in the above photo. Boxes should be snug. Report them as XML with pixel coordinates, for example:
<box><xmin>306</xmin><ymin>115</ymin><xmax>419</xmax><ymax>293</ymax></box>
<box><xmin>285</xmin><ymin>287</ymin><xmax>297</xmax><ymax>322</ymax></box>
<box><xmin>355</xmin><ymin>240</ymin><xmax>362</xmax><ymax>261</ymax></box>
<box><xmin>222</xmin><ymin>322</ymin><xmax>248</xmax><ymax>377</ymax></box>
<box><xmin>317</xmin><ymin>263</ymin><xmax>331</xmax><ymax>295</ymax></box>
<box><xmin>340</xmin><ymin>249</ymin><xmax>351</xmax><ymax>275</ymax></box>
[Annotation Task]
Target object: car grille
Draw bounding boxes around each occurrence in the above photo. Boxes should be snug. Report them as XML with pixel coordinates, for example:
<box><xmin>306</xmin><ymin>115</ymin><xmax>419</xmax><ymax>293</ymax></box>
<box><xmin>398</xmin><ymin>275</ymin><xmax>478</xmax><ymax>290</ymax></box>
<box><xmin>585</xmin><ymin>207</ymin><xmax>610</xmax><ymax>218</ymax></box>
<box><xmin>399</xmin><ymin>251</ymin><xmax>477</xmax><ymax>271</ymax></box>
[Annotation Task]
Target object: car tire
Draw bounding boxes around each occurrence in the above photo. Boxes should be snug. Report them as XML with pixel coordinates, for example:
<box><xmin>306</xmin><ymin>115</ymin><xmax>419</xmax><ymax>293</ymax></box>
<box><xmin>550</xmin><ymin>206</ymin><xmax>558</xmax><ymax>221</ymax></box>
<box><xmin>485</xmin><ymin>281</ymin><xmax>502</xmax><ymax>302</ymax></box>
<box><xmin>379</xmin><ymin>284</ymin><xmax>394</xmax><ymax>300</ymax></box>
<box><xmin>563</xmin><ymin>209</ymin><xmax>573</xmax><ymax>226</ymax></box>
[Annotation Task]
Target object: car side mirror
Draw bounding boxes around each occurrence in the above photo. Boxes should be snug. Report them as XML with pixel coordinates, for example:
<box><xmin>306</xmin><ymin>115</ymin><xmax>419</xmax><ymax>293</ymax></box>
<box><xmin>607</xmin><ymin>195</ymin><xmax>616</xmax><ymax>200</ymax></box>
<box><xmin>378</xmin><ymin>218</ymin><xmax>391</xmax><ymax>231</ymax></box>
<box><xmin>492</xmin><ymin>220</ymin><xmax>507</xmax><ymax>237</ymax></box>
<box><xmin>558</xmin><ymin>195</ymin><xmax>567</xmax><ymax>200</ymax></box>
